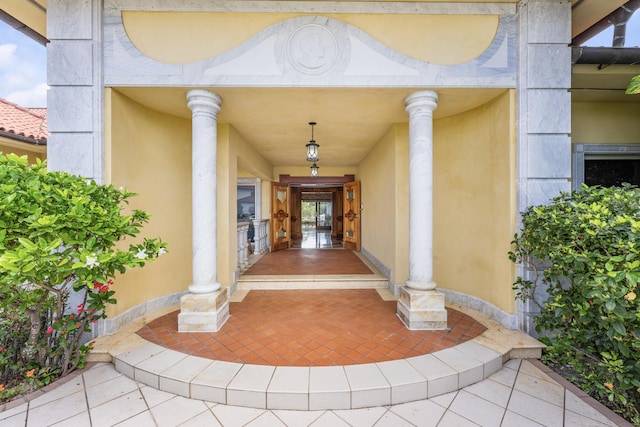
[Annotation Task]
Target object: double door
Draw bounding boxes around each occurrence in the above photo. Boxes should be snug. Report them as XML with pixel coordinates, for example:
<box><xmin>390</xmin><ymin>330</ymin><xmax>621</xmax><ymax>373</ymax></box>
<box><xmin>270</xmin><ymin>181</ymin><xmax>360</xmax><ymax>252</ymax></box>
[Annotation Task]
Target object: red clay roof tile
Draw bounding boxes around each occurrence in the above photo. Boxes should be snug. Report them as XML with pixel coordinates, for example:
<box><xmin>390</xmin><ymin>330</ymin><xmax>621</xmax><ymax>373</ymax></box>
<box><xmin>0</xmin><ymin>98</ymin><xmax>48</xmax><ymax>145</ymax></box>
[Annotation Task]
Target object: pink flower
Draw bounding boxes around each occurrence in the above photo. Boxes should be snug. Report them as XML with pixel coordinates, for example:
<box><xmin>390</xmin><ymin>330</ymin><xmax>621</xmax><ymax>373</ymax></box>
<box><xmin>76</xmin><ymin>322</ymin><xmax>81</xmax><ymax>328</ymax></box>
<box><xmin>46</xmin><ymin>326</ymin><xmax>53</xmax><ymax>334</ymax></box>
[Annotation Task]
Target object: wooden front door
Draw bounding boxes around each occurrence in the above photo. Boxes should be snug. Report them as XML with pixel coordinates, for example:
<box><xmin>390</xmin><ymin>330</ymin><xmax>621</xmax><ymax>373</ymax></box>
<box><xmin>343</xmin><ymin>181</ymin><xmax>361</xmax><ymax>251</ymax></box>
<box><xmin>271</xmin><ymin>182</ymin><xmax>291</xmax><ymax>252</ymax></box>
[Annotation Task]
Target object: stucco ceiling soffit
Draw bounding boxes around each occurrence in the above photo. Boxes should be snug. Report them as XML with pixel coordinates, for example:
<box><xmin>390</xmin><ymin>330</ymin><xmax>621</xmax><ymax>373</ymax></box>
<box><xmin>114</xmin><ymin>86</ymin><xmax>508</xmax><ymax>168</ymax></box>
<box><xmin>0</xmin><ymin>4</ymin><xmax>47</xmax><ymax>43</ymax></box>
<box><xmin>121</xmin><ymin>11</ymin><xmax>500</xmax><ymax>65</ymax></box>
<box><xmin>572</xmin><ymin>64</ymin><xmax>640</xmax><ymax>102</ymax></box>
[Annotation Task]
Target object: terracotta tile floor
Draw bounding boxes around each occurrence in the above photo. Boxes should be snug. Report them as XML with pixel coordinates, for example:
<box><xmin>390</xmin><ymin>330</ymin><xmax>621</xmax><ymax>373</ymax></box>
<box><xmin>137</xmin><ymin>289</ymin><xmax>487</xmax><ymax>366</ymax></box>
<box><xmin>243</xmin><ymin>249</ymin><xmax>373</xmax><ymax>275</ymax></box>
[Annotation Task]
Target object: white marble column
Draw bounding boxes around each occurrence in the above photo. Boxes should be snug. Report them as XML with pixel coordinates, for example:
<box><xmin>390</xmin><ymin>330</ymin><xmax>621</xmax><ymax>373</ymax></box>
<box><xmin>405</xmin><ymin>91</ymin><xmax>438</xmax><ymax>291</ymax></box>
<box><xmin>179</xmin><ymin>90</ymin><xmax>229</xmax><ymax>332</ymax></box>
<box><xmin>187</xmin><ymin>90</ymin><xmax>222</xmax><ymax>294</ymax></box>
<box><xmin>397</xmin><ymin>90</ymin><xmax>447</xmax><ymax>330</ymax></box>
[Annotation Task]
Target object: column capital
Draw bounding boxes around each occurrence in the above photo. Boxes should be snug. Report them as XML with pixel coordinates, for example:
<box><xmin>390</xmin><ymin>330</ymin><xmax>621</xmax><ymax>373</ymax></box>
<box><xmin>187</xmin><ymin>90</ymin><xmax>222</xmax><ymax>117</ymax></box>
<box><xmin>404</xmin><ymin>90</ymin><xmax>438</xmax><ymax>116</ymax></box>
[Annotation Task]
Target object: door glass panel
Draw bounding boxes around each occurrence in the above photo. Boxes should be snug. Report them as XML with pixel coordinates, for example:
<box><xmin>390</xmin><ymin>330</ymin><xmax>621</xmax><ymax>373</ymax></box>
<box><xmin>277</xmin><ymin>190</ymin><xmax>287</xmax><ymax>203</ymax></box>
<box><xmin>347</xmin><ymin>190</ymin><xmax>354</xmax><ymax>200</ymax></box>
<box><xmin>301</xmin><ymin>201</ymin><xmax>316</xmax><ymax>229</ymax></box>
<box><xmin>317</xmin><ymin>201</ymin><xmax>332</xmax><ymax>228</ymax></box>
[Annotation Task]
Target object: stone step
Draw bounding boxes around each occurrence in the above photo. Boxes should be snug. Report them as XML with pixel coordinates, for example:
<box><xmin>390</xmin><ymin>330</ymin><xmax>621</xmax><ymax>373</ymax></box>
<box><xmin>238</xmin><ymin>274</ymin><xmax>389</xmax><ymax>290</ymax></box>
<box><xmin>91</xmin><ymin>298</ymin><xmax>545</xmax><ymax>412</ymax></box>
<box><xmin>112</xmin><ymin>340</ymin><xmax>507</xmax><ymax>411</ymax></box>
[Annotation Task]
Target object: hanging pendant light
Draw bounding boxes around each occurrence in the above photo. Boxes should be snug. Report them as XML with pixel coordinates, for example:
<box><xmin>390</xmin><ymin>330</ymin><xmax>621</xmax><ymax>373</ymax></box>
<box><xmin>306</xmin><ymin>122</ymin><xmax>320</xmax><ymax>162</ymax></box>
<box><xmin>310</xmin><ymin>162</ymin><xmax>319</xmax><ymax>178</ymax></box>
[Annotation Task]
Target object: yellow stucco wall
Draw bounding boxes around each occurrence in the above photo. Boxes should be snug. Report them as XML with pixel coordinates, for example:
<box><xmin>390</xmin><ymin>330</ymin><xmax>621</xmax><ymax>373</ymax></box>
<box><xmin>216</xmin><ymin>124</ymin><xmax>237</xmax><ymax>287</ymax></box>
<box><xmin>352</xmin><ymin>92</ymin><xmax>516</xmax><ymax>314</ymax></box>
<box><xmin>106</xmin><ymin>89</ymin><xmax>192</xmax><ymax>317</ymax></box>
<box><xmin>357</xmin><ymin>124</ymin><xmax>409</xmax><ymax>285</ymax></box>
<box><xmin>433</xmin><ymin>90</ymin><xmax>516</xmax><ymax>313</ymax></box>
<box><xmin>105</xmin><ymin>91</ymin><xmax>275</xmax><ymax>315</ymax></box>
<box><xmin>356</xmin><ymin>92</ymin><xmax>516</xmax><ymax>313</ymax></box>
<box><xmin>219</xmin><ymin>123</ymin><xmax>275</xmax><ymax>285</ymax></box>
<box><xmin>0</xmin><ymin>139</ymin><xmax>46</xmax><ymax>164</ymax></box>
<box><xmin>394</xmin><ymin>125</ymin><xmax>410</xmax><ymax>285</ymax></box>
<box><xmin>235</xmin><ymin>135</ymin><xmax>274</xmax><ymax>228</ymax></box>
<box><xmin>122</xmin><ymin>12</ymin><xmax>499</xmax><ymax>66</ymax></box>
<box><xmin>238</xmin><ymin>168</ymin><xmax>254</xmax><ymax>178</ymax></box>
<box><xmin>572</xmin><ymin>102</ymin><xmax>640</xmax><ymax>143</ymax></box>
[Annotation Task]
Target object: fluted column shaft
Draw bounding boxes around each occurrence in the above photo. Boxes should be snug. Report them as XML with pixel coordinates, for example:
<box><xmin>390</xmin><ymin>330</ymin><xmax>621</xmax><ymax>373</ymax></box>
<box><xmin>186</xmin><ymin>90</ymin><xmax>222</xmax><ymax>294</ymax></box>
<box><xmin>405</xmin><ymin>91</ymin><xmax>438</xmax><ymax>291</ymax></box>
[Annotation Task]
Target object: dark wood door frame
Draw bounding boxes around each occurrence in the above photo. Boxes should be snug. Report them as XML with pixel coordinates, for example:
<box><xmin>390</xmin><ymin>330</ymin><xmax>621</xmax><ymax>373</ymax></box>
<box><xmin>279</xmin><ymin>174</ymin><xmax>355</xmax><ymax>185</ymax></box>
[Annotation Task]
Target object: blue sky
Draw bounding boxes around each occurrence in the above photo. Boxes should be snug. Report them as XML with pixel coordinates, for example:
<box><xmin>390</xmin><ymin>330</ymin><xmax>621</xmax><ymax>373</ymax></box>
<box><xmin>0</xmin><ymin>14</ymin><xmax>638</xmax><ymax>109</ymax></box>
<box><xmin>0</xmin><ymin>20</ymin><xmax>47</xmax><ymax>108</ymax></box>
<box><xmin>585</xmin><ymin>12</ymin><xmax>640</xmax><ymax>47</ymax></box>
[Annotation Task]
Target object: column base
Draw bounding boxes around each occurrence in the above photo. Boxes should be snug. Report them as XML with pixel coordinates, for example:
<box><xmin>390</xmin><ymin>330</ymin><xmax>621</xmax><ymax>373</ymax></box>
<box><xmin>178</xmin><ymin>289</ymin><xmax>229</xmax><ymax>332</ymax></box>
<box><xmin>397</xmin><ymin>287</ymin><xmax>448</xmax><ymax>330</ymax></box>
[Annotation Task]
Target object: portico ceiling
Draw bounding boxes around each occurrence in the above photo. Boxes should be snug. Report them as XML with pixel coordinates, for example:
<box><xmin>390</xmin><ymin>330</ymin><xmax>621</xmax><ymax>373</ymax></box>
<box><xmin>116</xmin><ymin>86</ymin><xmax>506</xmax><ymax>168</ymax></box>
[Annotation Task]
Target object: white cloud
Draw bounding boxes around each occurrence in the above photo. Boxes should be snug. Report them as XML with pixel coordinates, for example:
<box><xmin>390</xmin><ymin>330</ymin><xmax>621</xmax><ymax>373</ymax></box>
<box><xmin>0</xmin><ymin>44</ymin><xmax>18</xmax><ymax>69</ymax></box>
<box><xmin>0</xmin><ymin>23</ymin><xmax>47</xmax><ymax>107</ymax></box>
<box><xmin>4</xmin><ymin>71</ymin><xmax>30</xmax><ymax>87</ymax></box>
<box><xmin>6</xmin><ymin>83</ymin><xmax>49</xmax><ymax>108</ymax></box>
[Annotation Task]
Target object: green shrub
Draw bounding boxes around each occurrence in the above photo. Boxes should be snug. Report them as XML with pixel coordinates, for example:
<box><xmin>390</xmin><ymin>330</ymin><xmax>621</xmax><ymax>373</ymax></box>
<box><xmin>0</xmin><ymin>153</ymin><xmax>167</xmax><ymax>400</ymax></box>
<box><xmin>510</xmin><ymin>184</ymin><xmax>640</xmax><ymax>424</ymax></box>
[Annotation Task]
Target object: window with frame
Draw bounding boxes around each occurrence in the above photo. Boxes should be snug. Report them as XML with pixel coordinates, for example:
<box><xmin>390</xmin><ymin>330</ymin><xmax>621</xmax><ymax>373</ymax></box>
<box><xmin>572</xmin><ymin>144</ymin><xmax>640</xmax><ymax>190</ymax></box>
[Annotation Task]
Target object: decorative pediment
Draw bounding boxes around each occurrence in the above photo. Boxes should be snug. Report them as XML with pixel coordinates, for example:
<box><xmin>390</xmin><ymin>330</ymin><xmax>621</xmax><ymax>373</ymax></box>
<box><xmin>105</xmin><ymin>13</ymin><xmax>515</xmax><ymax>87</ymax></box>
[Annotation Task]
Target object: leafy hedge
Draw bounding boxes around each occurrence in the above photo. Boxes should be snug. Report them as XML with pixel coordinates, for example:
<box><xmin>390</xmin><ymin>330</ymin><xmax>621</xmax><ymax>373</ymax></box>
<box><xmin>0</xmin><ymin>153</ymin><xmax>167</xmax><ymax>401</ymax></box>
<box><xmin>510</xmin><ymin>184</ymin><xmax>639</xmax><ymax>424</ymax></box>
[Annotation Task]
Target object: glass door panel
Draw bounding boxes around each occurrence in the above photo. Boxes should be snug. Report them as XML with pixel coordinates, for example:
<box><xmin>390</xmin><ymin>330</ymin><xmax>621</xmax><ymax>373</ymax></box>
<box><xmin>317</xmin><ymin>201</ymin><xmax>332</xmax><ymax>229</ymax></box>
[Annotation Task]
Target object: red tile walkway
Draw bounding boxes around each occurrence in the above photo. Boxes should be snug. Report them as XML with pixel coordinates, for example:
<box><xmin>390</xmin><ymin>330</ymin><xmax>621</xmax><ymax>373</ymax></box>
<box><xmin>243</xmin><ymin>249</ymin><xmax>373</xmax><ymax>275</ymax></box>
<box><xmin>137</xmin><ymin>289</ymin><xmax>487</xmax><ymax>366</ymax></box>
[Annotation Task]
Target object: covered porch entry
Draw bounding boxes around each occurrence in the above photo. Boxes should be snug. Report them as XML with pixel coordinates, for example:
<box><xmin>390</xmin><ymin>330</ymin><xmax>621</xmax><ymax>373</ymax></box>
<box><xmin>238</xmin><ymin>165</ymin><xmax>387</xmax><ymax>288</ymax></box>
